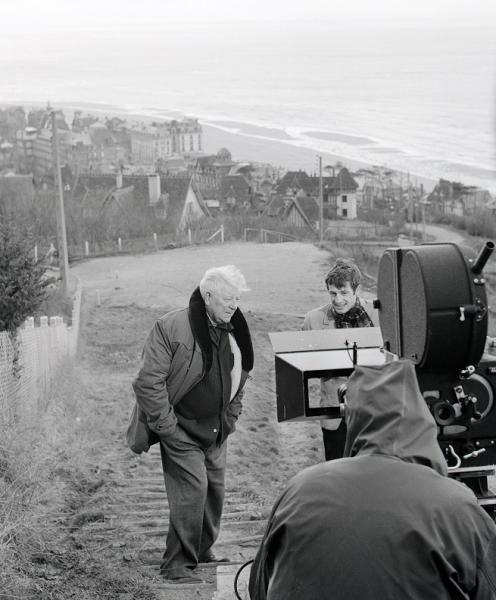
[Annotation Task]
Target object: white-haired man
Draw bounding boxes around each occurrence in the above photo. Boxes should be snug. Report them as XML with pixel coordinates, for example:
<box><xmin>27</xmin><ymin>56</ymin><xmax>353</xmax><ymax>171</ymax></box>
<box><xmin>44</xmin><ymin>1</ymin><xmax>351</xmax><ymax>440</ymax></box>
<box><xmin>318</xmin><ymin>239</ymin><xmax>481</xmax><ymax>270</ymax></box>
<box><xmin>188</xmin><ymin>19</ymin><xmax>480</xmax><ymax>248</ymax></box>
<box><xmin>130</xmin><ymin>265</ymin><xmax>254</xmax><ymax>583</ymax></box>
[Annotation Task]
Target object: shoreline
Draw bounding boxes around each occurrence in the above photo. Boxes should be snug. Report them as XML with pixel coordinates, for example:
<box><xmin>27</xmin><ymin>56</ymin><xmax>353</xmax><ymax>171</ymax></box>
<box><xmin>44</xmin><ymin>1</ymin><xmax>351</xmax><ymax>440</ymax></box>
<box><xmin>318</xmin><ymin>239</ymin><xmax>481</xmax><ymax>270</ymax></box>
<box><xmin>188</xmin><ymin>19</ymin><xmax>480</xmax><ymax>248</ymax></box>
<box><xmin>4</xmin><ymin>98</ymin><xmax>494</xmax><ymax>193</ymax></box>
<box><xmin>200</xmin><ymin>123</ymin><xmax>439</xmax><ymax>191</ymax></box>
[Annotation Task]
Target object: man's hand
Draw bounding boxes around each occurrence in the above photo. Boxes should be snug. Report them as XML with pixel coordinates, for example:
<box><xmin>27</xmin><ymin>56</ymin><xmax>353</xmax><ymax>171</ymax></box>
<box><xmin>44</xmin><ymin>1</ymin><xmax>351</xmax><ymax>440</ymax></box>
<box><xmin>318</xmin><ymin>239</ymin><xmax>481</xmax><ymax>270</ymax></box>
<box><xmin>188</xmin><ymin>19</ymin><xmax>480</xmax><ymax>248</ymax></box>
<box><xmin>229</xmin><ymin>389</ymin><xmax>245</xmax><ymax>416</ymax></box>
<box><xmin>154</xmin><ymin>407</ymin><xmax>178</xmax><ymax>439</ymax></box>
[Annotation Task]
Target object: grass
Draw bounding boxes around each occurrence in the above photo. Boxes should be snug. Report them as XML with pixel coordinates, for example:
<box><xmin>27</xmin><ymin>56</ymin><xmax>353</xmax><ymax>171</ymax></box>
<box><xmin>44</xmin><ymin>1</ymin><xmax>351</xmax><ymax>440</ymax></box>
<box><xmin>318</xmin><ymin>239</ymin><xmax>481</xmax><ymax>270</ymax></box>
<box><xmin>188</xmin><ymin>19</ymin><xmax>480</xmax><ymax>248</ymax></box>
<box><xmin>0</xmin><ymin>363</ymin><xmax>155</xmax><ymax>599</ymax></box>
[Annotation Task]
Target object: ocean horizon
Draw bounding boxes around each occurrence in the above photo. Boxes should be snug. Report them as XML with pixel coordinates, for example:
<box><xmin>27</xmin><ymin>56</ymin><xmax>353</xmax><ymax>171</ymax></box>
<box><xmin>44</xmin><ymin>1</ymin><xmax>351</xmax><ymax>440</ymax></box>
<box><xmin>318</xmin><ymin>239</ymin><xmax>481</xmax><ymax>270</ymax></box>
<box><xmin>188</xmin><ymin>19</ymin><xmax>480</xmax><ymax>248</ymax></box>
<box><xmin>1</xmin><ymin>20</ymin><xmax>495</xmax><ymax>191</ymax></box>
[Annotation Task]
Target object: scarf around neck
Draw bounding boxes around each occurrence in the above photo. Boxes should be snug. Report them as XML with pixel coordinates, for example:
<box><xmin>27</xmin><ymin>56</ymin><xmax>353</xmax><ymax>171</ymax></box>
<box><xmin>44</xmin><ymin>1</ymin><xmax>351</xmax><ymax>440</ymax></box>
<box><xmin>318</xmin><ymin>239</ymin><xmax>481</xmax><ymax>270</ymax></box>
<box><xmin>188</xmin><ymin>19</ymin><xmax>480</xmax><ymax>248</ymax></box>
<box><xmin>332</xmin><ymin>298</ymin><xmax>374</xmax><ymax>329</ymax></box>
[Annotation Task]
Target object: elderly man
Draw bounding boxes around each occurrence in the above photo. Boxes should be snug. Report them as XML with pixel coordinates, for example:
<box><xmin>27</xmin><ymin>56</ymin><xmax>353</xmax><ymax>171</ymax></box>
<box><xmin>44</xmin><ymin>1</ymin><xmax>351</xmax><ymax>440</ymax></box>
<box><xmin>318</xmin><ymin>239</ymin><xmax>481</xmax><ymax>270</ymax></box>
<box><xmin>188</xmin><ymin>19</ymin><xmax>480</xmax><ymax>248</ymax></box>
<box><xmin>130</xmin><ymin>265</ymin><xmax>254</xmax><ymax>583</ymax></box>
<box><xmin>303</xmin><ymin>258</ymin><xmax>377</xmax><ymax>460</ymax></box>
<box><xmin>249</xmin><ymin>360</ymin><xmax>496</xmax><ymax>600</ymax></box>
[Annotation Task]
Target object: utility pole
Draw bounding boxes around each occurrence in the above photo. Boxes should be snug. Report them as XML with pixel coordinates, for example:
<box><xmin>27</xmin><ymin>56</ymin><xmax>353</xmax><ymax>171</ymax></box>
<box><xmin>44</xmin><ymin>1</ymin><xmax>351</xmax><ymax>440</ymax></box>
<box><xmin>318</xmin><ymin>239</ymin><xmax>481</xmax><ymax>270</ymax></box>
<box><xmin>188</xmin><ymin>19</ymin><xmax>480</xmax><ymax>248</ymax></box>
<box><xmin>51</xmin><ymin>110</ymin><xmax>70</xmax><ymax>296</ymax></box>
<box><xmin>318</xmin><ymin>155</ymin><xmax>324</xmax><ymax>242</ymax></box>
<box><xmin>408</xmin><ymin>180</ymin><xmax>413</xmax><ymax>244</ymax></box>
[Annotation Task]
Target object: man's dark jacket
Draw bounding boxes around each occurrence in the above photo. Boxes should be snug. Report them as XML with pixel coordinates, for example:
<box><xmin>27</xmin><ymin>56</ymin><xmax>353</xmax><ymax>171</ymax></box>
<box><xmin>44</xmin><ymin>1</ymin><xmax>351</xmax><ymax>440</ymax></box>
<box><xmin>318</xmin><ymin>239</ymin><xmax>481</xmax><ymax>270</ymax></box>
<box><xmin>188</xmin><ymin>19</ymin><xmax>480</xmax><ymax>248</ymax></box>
<box><xmin>128</xmin><ymin>287</ymin><xmax>253</xmax><ymax>453</ymax></box>
<box><xmin>249</xmin><ymin>360</ymin><xmax>496</xmax><ymax>600</ymax></box>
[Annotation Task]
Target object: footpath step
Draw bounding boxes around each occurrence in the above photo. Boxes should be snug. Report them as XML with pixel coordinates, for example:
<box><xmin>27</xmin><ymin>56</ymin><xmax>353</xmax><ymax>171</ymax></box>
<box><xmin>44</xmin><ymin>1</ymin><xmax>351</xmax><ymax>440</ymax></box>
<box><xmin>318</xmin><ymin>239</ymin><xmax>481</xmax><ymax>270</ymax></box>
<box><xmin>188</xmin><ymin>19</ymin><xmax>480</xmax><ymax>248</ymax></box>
<box><xmin>214</xmin><ymin>563</ymin><xmax>252</xmax><ymax>600</ymax></box>
<box><xmin>105</xmin><ymin>449</ymin><xmax>265</xmax><ymax>599</ymax></box>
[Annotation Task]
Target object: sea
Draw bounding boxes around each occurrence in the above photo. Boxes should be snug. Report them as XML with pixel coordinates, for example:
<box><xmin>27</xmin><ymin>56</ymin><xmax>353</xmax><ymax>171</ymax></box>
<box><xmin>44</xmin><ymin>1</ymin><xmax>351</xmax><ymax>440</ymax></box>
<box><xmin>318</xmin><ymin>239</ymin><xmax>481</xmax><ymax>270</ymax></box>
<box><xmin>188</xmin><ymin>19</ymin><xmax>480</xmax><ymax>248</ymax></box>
<box><xmin>1</xmin><ymin>19</ymin><xmax>496</xmax><ymax>192</ymax></box>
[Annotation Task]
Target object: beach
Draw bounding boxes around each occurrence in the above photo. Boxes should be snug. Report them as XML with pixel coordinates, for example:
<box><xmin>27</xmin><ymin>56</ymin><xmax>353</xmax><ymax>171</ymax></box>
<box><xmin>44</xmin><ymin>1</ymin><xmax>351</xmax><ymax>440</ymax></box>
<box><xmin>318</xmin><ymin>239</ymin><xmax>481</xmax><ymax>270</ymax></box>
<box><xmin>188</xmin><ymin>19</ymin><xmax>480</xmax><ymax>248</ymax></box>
<box><xmin>1</xmin><ymin>19</ymin><xmax>495</xmax><ymax>194</ymax></box>
<box><xmin>7</xmin><ymin>98</ymin><xmax>440</xmax><ymax>191</ymax></box>
<box><xmin>200</xmin><ymin>121</ymin><xmax>439</xmax><ymax>191</ymax></box>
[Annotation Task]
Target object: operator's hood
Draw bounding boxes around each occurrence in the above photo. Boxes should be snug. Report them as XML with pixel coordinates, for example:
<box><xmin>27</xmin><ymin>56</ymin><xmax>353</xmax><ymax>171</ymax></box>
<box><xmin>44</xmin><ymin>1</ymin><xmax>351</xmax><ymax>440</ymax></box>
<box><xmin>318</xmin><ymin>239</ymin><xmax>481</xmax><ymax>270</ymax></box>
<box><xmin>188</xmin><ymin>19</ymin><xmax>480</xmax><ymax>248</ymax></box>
<box><xmin>343</xmin><ymin>359</ymin><xmax>447</xmax><ymax>476</ymax></box>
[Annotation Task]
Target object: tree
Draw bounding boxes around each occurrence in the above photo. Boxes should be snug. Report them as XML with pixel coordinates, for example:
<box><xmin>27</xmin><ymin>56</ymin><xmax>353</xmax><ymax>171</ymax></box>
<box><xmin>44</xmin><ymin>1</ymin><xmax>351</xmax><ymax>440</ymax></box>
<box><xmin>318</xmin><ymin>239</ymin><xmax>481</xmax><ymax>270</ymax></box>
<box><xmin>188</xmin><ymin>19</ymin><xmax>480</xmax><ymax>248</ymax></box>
<box><xmin>0</xmin><ymin>217</ymin><xmax>48</xmax><ymax>332</ymax></box>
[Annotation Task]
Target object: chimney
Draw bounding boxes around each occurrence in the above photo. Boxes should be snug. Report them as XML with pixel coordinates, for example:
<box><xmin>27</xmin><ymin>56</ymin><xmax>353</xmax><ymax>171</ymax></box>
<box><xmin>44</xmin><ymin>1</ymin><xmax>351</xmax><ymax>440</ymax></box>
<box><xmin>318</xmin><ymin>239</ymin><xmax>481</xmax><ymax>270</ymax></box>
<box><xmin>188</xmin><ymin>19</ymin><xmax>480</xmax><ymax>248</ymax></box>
<box><xmin>148</xmin><ymin>174</ymin><xmax>161</xmax><ymax>204</ymax></box>
<box><xmin>116</xmin><ymin>171</ymin><xmax>123</xmax><ymax>189</ymax></box>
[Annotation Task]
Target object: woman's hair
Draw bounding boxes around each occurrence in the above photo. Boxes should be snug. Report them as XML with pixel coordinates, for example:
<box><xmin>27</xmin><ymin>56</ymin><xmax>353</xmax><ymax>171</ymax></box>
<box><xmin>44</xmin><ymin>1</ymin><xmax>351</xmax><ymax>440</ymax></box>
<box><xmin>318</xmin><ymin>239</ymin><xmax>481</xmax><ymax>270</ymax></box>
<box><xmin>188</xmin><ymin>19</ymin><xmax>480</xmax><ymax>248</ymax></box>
<box><xmin>325</xmin><ymin>258</ymin><xmax>362</xmax><ymax>292</ymax></box>
<box><xmin>199</xmin><ymin>264</ymin><xmax>249</xmax><ymax>298</ymax></box>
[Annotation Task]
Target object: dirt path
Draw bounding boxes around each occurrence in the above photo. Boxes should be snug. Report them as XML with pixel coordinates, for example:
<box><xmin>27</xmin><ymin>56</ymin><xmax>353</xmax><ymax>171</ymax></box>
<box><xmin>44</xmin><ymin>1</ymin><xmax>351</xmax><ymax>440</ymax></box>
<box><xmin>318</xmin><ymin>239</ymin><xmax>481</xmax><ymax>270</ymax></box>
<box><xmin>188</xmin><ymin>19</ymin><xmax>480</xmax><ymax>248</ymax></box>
<box><xmin>72</xmin><ymin>241</ymin><xmax>340</xmax><ymax>314</ymax></box>
<box><xmin>70</xmin><ymin>241</ymin><xmax>338</xmax><ymax>599</ymax></box>
<box><xmin>53</xmin><ymin>234</ymin><xmax>495</xmax><ymax>598</ymax></box>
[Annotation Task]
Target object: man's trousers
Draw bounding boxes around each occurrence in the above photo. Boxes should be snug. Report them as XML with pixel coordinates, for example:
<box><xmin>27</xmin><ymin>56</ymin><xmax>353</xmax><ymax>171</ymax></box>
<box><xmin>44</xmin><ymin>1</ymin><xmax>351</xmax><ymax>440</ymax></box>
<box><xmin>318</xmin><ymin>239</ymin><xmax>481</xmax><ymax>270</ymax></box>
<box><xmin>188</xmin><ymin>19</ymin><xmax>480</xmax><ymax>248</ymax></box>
<box><xmin>159</xmin><ymin>426</ymin><xmax>227</xmax><ymax>577</ymax></box>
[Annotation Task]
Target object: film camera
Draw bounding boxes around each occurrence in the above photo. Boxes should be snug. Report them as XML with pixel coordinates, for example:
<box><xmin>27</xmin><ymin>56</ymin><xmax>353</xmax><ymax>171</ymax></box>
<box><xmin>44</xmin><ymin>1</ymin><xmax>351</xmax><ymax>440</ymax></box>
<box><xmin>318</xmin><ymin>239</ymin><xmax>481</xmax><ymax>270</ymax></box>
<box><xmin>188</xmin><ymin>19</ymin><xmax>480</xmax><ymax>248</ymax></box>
<box><xmin>269</xmin><ymin>241</ymin><xmax>496</xmax><ymax>514</ymax></box>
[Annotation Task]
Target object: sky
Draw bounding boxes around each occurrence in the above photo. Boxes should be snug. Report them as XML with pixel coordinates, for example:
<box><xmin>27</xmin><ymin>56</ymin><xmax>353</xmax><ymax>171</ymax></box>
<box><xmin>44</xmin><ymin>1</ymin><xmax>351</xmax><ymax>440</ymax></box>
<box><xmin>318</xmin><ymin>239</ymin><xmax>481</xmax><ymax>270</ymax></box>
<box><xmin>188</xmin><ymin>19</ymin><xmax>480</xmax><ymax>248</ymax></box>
<box><xmin>2</xmin><ymin>0</ymin><xmax>496</xmax><ymax>32</ymax></box>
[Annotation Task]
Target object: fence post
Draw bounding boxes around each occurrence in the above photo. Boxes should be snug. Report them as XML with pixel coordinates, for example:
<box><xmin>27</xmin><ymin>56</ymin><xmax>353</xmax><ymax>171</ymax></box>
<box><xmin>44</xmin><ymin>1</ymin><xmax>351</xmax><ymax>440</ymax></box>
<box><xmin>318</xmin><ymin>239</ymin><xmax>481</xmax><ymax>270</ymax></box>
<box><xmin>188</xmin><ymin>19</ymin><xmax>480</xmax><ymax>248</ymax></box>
<box><xmin>153</xmin><ymin>232</ymin><xmax>158</xmax><ymax>250</ymax></box>
<box><xmin>40</xmin><ymin>316</ymin><xmax>48</xmax><ymax>327</ymax></box>
<box><xmin>85</xmin><ymin>241</ymin><xmax>89</xmax><ymax>256</ymax></box>
<box><xmin>34</xmin><ymin>244</ymin><xmax>38</xmax><ymax>262</ymax></box>
<box><xmin>260</xmin><ymin>228</ymin><xmax>263</xmax><ymax>243</ymax></box>
<box><xmin>188</xmin><ymin>228</ymin><xmax>192</xmax><ymax>244</ymax></box>
<box><xmin>118</xmin><ymin>237</ymin><xmax>122</xmax><ymax>251</ymax></box>
<box><xmin>24</xmin><ymin>317</ymin><xmax>35</xmax><ymax>329</ymax></box>
<box><xmin>221</xmin><ymin>224</ymin><xmax>224</xmax><ymax>243</ymax></box>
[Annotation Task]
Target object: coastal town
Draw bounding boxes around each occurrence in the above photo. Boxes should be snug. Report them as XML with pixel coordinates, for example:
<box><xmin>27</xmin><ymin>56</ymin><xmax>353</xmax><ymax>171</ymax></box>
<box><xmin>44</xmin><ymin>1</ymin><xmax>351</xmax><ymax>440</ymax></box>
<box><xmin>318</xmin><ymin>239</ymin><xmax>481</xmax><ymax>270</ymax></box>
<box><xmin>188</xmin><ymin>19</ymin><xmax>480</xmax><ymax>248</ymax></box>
<box><xmin>0</xmin><ymin>103</ymin><xmax>494</xmax><ymax>253</ymax></box>
<box><xmin>2</xmin><ymin>0</ymin><xmax>496</xmax><ymax>595</ymax></box>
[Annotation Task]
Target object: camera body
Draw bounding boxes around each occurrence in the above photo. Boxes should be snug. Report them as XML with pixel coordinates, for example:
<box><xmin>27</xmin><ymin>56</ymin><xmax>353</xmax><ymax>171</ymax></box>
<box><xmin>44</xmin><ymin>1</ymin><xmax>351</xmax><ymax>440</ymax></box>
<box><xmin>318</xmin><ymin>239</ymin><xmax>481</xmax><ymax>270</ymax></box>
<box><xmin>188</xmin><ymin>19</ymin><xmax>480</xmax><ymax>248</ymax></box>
<box><xmin>416</xmin><ymin>361</ymin><xmax>496</xmax><ymax>467</ymax></box>
<box><xmin>376</xmin><ymin>241</ymin><xmax>495</xmax><ymax>468</ymax></box>
<box><xmin>270</xmin><ymin>241</ymin><xmax>496</xmax><ymax>470</ymax></box>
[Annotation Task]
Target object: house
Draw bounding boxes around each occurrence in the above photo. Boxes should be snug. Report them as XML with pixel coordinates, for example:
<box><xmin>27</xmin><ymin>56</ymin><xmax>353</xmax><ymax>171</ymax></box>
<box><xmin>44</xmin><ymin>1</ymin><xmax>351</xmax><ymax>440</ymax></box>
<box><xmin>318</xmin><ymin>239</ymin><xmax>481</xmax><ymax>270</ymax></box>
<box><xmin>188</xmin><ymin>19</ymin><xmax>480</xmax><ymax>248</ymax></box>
<box><xmin>70</xmin><ymin>131</ymin><xmax>93</xmax><ymax>174</ymax></box>
<box><xmin>15</xmin><ymin>107</ymin><xmax>72</xmax><ymax>175</ymax></box>
<box><xmin>312</xmin><ymin>167</ymin><xmax>359</xmax><ymax>219</ymax></box>
<box><xmin>428</xmin><ymin>179</ymin><xmax>493</xmax><ymax>217</ymax></box>
<box><xmin>218</xmin><ymin>174</ymin><xmax>253</xmax><ymax>212</ymax></box>
<box><xmin>285</xmin><ymin>196</ymin><xmax>320</xmax><ymax>233</ymax></box>
<box><xmin>263</xmin><ymin>194</ymin><xmax>291</xmax><ymax>219</ymax></box>
<box><xmin>275</xmin><ymin>170</ymin><xmax>316</xmax><ymax>197</ymax></box>
<box><xmin>129</xmin><ymin>118</ymin><xmax>202</xmax><ymax>165</ymax></box>
<box><xmin>263</xmin><ymin>192</ymin><xmax>319</xmax><ymax>234</ymax></box>
<box><xmin>88</xmin><ymin>123</ymin><xmax>120</xmax><ymax>170</ymax></box>
<box><xmin>274</xmin><ymin>167</ymin><xmax>359</xmax><ymax>221</ymax></box>
<box><xmin>158</xmin><ymin>176</ymin><xmax>209</xmax><ymax>230</ymax></box>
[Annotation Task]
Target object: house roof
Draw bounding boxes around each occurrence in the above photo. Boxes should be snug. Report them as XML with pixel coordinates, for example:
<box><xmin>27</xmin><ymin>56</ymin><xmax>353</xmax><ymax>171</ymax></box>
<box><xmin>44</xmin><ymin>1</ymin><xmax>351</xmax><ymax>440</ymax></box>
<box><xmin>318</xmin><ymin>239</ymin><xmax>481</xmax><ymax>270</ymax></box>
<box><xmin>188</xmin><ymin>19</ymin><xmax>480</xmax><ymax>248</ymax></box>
<box><xmin>309</xmin><ymin>167</ymin><xmax>358</xmax><ymax>192</ymax></box>
<box><xmin>262</xmin><ymin>194</ymin><xmax>288</xmax><ymax>217</ymax></box>
<box><xmin>334</xmin><ymin>167</ymin><xmax>359</xmax><ymax>191</ymax></box>
<box><xmin>122</xmin><ymin>175</ymin><xmax>149</xmax><ymax>205</ymax></box>
<box><xmin>194</xmin><ymin>155</ymin><xmax>217</xmax><ymax>171</ymax></box>
<box><xmin>276</xmin><ymin>170</ymin><xmax>315</xmax><ymax>196</ymax></box>
<box><xmin>291</xmin><ymin>196</ymin><xmax>320</xmax><ymax>228</ymax></box>
<box><xmin>219</xmin><ymin>174</ymin><xmax>252</xmax><ymax>203</ymax></box>
<box><xmin>161</xmin><ymin>176</ymin><xmax>208</xmax><ymax>228</ymax></box>
<box><xmin>428</xmin><ymin>178</ymin><xmax>472</xmax><ymax>201</ymax></box>
<box><xmin>102</xmin><ymin>186</ymin><xmax>136</xmax><ymax>213</ymax></box>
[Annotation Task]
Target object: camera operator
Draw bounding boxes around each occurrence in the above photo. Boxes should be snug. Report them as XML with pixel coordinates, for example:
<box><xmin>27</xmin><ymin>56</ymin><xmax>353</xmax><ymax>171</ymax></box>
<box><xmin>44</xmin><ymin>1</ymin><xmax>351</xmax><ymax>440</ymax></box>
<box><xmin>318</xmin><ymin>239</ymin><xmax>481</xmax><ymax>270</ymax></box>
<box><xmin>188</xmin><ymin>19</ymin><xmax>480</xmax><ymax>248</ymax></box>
<box><xmin>249</xmin><ymin>360</ymin><xmax>496</xmax><ymax>600</ymax></box>
<box><xmin>302</xmin><ymin>258</ymin><xmax>377</xmax><ymax>460</ymax></box>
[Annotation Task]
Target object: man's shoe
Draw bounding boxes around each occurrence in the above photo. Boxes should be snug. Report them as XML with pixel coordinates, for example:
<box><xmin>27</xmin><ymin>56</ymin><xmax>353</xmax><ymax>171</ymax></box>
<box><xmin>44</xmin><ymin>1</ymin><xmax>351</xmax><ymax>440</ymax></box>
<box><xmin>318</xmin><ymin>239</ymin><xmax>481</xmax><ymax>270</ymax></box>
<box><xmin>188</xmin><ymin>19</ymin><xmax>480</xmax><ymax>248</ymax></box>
<box><xmin>198</xmin><ymin>551</ymin><xmax>230</xmax><ymax>564</ymax></box>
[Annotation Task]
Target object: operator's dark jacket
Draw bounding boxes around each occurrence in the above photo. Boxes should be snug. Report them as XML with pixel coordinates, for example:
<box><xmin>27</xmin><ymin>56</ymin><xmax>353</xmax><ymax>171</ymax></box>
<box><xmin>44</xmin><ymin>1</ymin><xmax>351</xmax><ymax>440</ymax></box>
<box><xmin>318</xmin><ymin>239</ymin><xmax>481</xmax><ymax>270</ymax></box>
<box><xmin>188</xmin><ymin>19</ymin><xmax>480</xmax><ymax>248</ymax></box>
<box><xmin>249</xmin><ymin>360</ymin><xmax>496</xmax><ymax>600</ymax></box>
<box><xmin>128</xmin><ymin>287</ymin><xmax>254</xmax><ymax>453</ymax></box>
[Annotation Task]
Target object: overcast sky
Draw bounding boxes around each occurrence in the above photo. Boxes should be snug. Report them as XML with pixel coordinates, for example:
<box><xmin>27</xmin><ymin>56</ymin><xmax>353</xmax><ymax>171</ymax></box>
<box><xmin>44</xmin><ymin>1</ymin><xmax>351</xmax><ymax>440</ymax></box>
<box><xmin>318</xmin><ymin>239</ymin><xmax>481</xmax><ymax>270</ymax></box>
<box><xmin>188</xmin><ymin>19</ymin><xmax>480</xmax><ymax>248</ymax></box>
<box><xmin>3</xmin><ymin>0</ymin><xmax>496</xmax><ymax>32</ymax></box>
